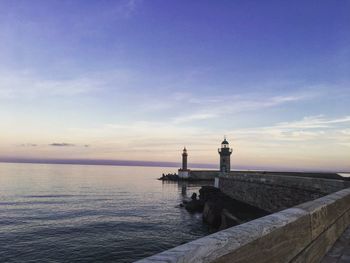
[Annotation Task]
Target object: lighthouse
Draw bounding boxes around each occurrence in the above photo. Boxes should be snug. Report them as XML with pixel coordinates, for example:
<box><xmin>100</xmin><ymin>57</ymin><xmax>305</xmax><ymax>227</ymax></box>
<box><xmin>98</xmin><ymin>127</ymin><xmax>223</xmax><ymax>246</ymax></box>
<box><xmin>181</xmin><ymin>147</ymin><xmax>188</xmax><ymax>170</ymax></box>
<box><xmin>178</xmin><ymin>147</ymin><xmax>190</xmax><ymax>178</ymax></box>
<box><xmin>218</xmin><ymin>137</ymin><xmax>232</xmax><ymax>173</ymax></box>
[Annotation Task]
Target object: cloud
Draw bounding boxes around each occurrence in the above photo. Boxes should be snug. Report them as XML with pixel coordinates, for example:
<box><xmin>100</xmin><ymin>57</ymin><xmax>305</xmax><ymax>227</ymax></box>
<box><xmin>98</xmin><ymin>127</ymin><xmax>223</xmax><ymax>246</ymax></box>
<box><xmin>340</xmin><ymin>129</ymin><xmax>350</xmax><ymax>135</ymax></box>
<box><xmin>17</xmin><ymin>143</ymin><xmax>91</xmax><ymax>148</ymax></box>
<box><xmin>101</xmin><ymin>0</ymin><xmax>142</xmax><ymax>19</ymax></box>
<box><xmin>122</xmin><ymin>0</ymin><xmax>142</xmax><ymax>17</ymax></box>
<box><xmin>230</xmin><ymin>115</ymin><xmax>350</xmax><ymax>144</ymax></box>
<box><xmin>67</xmin><ymin>120</ymin><xmax>208</xmax><ymax>152</ymax></box>
<box><xmin>173</xmin><ymin>113</ymin><xmax>218</xmax><ymax>124</ymax></box>
<box><xmin>49</xmin><ymin>143</ymin><xmax>75</xmax><ymax>147</ymax></box>
<box><xmin>0</xmin><ymin>70</ymin><xmax>97</xmax><ymax>99</ymax></box>
<box><xmin>0</xmin><ymin>69</ymin><xmax>133</xmax><ymax>99</ymax></box>
<box><xmin>171</xmin><ymin>93</ymin><xmax>311</xmax><ymax>124</ymax></box>
<box><xmin>273</xmin><ymin>115</ymin><xmax>350</xmax><ymax>130</ymax></box>
<box><xmin>19</xmin><ymin>143</ymin><xmax>37</xmax><ymax>147</ymax></box>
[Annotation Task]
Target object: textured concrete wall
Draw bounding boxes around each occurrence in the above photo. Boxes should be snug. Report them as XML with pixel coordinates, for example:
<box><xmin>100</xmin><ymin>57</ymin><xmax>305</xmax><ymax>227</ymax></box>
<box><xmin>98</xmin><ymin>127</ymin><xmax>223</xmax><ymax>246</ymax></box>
<box><xmin>189</xmin><ymin>170</ymin><xmax>220</xmax><ymax>180</ymax></box>
<box><xmin>186</xmin><ymin>170</ymin><xmax>348</xmax><ymax>182</ymax></box>
<box><xmin>136</xmin><ymin>188</ymin><xmax>350</xmax><ymax>263</ymax></box>
<box><xmin>292</xmin><ymin>189</ymin><xmax>350</xmax><ymax>263</ymax></box>
<box><xmin>219</xmin><ymin>173</ymin><xmax>350</xmax><ymax>212</ymax></box>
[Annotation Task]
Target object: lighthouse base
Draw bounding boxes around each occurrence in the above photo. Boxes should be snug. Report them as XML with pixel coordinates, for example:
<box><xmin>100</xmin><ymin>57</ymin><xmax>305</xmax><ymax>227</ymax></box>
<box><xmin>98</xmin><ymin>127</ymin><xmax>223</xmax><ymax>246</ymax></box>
<box><xmin>178</xmin><ymin>169</ymin><xmax>190</xmax><ymax>179</ymax></box>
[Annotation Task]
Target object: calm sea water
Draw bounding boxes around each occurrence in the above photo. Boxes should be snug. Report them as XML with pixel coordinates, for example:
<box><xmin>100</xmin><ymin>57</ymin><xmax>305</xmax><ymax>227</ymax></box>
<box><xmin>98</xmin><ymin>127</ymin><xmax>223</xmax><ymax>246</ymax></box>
<box><xmin>0</xmin><ymin>163</ymin><xmax>211</xmax><ymax>263</ymax></box>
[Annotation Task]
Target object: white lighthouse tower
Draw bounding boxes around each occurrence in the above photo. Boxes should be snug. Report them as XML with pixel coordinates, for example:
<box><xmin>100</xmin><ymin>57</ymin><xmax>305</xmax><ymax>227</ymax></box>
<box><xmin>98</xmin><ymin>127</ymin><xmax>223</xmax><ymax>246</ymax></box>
<box><xmin>178</xmin><ymin>147</ymin><xmax>190</xmax><ymax>178</ymax></box>
<box><xmin>218</xmin><ymin>137</ymin><xmax>232</xmax><ymax>173</ymax></box>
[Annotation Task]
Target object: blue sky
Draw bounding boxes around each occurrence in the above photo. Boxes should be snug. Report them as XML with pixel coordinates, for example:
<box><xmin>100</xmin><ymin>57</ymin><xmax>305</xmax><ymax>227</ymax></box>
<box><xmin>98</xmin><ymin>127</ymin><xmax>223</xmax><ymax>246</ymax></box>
<box><xmin>0</xmin><ymin>0</ymin><xmax>349</xmax><ymax>171</ymax></box>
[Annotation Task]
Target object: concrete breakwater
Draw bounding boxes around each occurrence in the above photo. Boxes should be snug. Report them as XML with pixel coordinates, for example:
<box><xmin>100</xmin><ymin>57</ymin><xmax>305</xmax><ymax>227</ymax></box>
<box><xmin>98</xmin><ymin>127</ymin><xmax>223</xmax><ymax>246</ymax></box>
<box><xmin>139</xmin><ymin>173</ymin><xmax>350</xmax><ymax>262</ymax></box>
<box><xmin>160</xmin><ymin>170</ymin><xmax>349</xmax><ymax>182</ymax></box>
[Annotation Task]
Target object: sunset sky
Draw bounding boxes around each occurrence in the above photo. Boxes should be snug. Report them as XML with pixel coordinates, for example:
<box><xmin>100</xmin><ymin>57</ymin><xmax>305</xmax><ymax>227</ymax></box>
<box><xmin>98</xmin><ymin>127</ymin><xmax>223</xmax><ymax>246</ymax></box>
<box><xmin>1</xmin><ymin>0</ymin><xmax>349</xmax><ymax>171</ymax></box>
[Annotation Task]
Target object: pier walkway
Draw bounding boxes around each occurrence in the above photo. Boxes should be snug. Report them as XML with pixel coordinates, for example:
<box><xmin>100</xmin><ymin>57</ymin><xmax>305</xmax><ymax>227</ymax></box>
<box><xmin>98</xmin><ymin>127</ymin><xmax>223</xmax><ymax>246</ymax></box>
<box><xmin>322</xmin><ymin>226</ymin><xmax>350</xmax><ymax>263</ymax></box>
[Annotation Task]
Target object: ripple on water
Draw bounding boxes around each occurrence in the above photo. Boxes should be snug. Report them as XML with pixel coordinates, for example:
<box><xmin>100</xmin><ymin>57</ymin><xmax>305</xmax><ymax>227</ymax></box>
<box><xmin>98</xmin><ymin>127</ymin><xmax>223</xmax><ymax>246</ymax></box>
<box><xmin>0</xmin><ymin>163</ymin><xmax>211</xmax><ymax>262</ymax></box>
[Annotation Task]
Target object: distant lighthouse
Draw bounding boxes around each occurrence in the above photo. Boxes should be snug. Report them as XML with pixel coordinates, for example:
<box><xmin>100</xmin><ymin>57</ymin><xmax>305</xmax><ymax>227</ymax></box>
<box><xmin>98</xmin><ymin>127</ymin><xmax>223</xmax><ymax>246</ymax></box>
<box><xmin>178</xmin><ymin>147</ymin><xmax>190</xmax><ymax>178</ymax></box>
<box><xmin>182</xmin><ymin>147</ymin><xmax>188</xmax><ymax>170</ymax></box>
<box><xmin>218</xmin><ymin>137</ymin><xmax>232</xmax><ymax>173</ymax></box>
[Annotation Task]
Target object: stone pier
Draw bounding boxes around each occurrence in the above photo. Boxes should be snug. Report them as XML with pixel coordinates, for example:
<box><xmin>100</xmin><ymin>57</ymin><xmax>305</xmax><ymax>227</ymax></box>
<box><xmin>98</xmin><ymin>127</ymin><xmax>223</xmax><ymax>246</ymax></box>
<box><xmin>137</xmin><ymin>173</ymin><xmax>350</xmax><ymax>263</ymax></box>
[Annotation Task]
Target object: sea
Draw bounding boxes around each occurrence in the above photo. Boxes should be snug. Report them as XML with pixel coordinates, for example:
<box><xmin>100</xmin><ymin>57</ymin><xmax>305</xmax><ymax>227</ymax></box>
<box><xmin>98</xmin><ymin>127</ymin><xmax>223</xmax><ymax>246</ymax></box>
<box><xmin>0</xmin><ymin>162</ymin><xmax>212</xmax><ymax>263</ymax></box>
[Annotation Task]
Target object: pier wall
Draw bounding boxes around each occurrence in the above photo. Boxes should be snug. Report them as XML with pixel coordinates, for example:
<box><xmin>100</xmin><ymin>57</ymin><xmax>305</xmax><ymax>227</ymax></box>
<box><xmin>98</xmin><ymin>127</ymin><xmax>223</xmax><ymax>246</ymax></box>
<box><xmin>219</xmin><ymin>173</ymin><xmax>350</xmax><ymax>212</ymax></box>
<box><xmin>186</xmin><ymin>169</ymin><xmax>345</xmax><ymax>183</ymax></box>
<box><xmin>189</xmin><ymin>170</ymin><xmax>220</xmax><ymax>180</ymax></box>
<box><xmin>136</xmin><ymin>187</ymin><xmax>350</xmax><ymax>263</ymax></box>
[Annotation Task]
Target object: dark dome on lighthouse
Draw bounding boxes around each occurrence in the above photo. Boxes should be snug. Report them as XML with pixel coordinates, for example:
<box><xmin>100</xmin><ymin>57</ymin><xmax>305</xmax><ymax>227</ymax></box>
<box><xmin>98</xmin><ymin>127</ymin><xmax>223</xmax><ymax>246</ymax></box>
<box><xmin>221</xmin><ymin>138</ymin><xmax>229</xmax><ymax>145</ymax></box>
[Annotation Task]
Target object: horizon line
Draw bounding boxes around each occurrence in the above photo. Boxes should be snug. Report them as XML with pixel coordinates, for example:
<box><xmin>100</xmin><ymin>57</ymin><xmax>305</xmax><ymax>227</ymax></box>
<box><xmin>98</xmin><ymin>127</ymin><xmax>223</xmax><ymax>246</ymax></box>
<box><xmin>0</xmin><ymin>157</ymin><xmax>217</xmax><ymax>169</ymax></box>
<box><xmin>0</xmin><ymin>157</ymin><xmax>349</xmax><ymax>174</ymax></box>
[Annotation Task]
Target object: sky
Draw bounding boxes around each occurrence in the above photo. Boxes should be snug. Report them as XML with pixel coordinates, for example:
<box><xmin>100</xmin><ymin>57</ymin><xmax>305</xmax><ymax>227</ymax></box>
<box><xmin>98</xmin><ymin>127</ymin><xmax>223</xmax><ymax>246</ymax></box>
<box><xmin>0</xmin><ymin>0</ymin><xmax>349</xmax><ymax>172</ymax></box>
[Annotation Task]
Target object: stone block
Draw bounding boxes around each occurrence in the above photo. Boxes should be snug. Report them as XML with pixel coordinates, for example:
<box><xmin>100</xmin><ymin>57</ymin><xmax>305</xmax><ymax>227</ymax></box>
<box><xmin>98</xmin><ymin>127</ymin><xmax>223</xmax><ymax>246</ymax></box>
<box><xmin>213</xmin><ymin>208</ymin><xmax>311</xmax><ymax>263</ymax></box>
<box><xmin>296</xmin><ymin>188</ymin><xmax>350</xmax><ymax>240</ymax></box>
<box><xmin>291</xmin><ymin>210</ymin><xmax>350</xmax><ymax>263</ymax></box>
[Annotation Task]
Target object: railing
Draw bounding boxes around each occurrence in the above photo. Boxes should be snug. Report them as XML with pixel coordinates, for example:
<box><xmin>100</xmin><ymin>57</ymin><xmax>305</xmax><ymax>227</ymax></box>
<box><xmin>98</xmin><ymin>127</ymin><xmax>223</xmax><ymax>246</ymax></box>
<box><xmin>218</xmin><ymin>148</ymin><xmax>232</xmax><ymax>153</ymax></box>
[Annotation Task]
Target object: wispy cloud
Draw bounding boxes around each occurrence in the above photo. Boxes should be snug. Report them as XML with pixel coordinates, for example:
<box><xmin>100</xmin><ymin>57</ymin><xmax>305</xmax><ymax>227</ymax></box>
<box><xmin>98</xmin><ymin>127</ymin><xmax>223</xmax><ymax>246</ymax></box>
<box><xmin>18</xmin><ymin>143</ymin><xmax>90</xmax><ymax>148</ymax></box>
<box><xmin>171</xmin><ymin>93</ymin><xmax>311</xmax><ymax>124</ymax></box>
<box><xmin>99</xmin><ymin>0</ymin><xmax>142</xmax><ymax>19</ymax></box>
<box><xmin>121</xmin><ymin>0</ymin><xmax>143</xmax><ymax>17</ymax></box>
<box><xmin>0</xmin><ymin>71</ymin><xmax>97</xmax><ymax>99</ymax></box>
<box><xmin>19</xmin><ymin>143</ymin><xmax>37</xmax><ymax>147</ymax></box>
<box><xmin>231</xmin><ymin>115</ymin><xmax>350</xmax><ymax>144</ymax></box>
<box><xmin>0</xmin><ymin>69</ymin><xmax>135</xmax><ymax>99</ymax></box>
<box><xmin>273</xmin><ymin>115</ymin><xmax>350</xmax><ymax>129</ymax></box>
<box><xmin>49</xmin><ymin>143</ymin><xmax>75</xmax><ymax>147</ymax></box>
<box><xmin>173</xmin><ymin>113</ymin><xmax>218</xmax><ymax>124</ymax></box>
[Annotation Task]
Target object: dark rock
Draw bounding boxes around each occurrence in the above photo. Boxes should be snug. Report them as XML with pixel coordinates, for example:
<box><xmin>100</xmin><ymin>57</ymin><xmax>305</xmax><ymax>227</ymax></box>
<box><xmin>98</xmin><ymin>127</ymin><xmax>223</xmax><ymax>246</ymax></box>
<box><xmin>198</xmin><ymin>185</ymin><xmax>269</xmax><ymax>232</ymax></box>
<box><xmin>219</xmin><ymin>209</ymin><xmax>242</xmax><ymax>230</ymax></box>
<box><xmin>191</xmin><ymin>193</ymin><xmax>197</xmax><ymax>200</ymax></box>
<box><xmin>185</xmin><ymin>199</ymin><xmax>204</xmax><ymax>213</ymax></box>
<box><xmin>158</xmin><ymin>173</ymin><xmax>179</xmax><ymax>181</ymax></box>
<box><xmin>199</xmin><ymin>186</ymin><xmax>221</xmax><ymax>202</ymax></box>
<box><xmin>202</xmin><ymin>200</ymin><xmax>223</xmax><ymax>228</ymax></box>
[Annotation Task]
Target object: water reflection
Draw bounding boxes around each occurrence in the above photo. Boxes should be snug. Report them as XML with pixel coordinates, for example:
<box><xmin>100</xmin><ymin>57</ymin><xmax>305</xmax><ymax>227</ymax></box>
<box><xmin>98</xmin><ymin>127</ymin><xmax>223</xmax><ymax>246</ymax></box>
<box><xmin>161</xmin><ymin>179</ymin><xmax>213</xmax><ymax>200</ymax></box>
